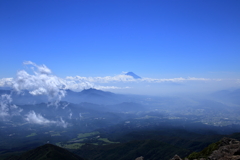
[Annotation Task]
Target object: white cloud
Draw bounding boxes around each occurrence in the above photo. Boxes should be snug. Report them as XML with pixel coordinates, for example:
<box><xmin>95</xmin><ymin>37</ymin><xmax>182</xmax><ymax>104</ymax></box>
<box><xmin>12</xmin><ymin>64</ymin><xmax>66</xmax><ymax>105</ymax></box>
<box><xmin>69</xmin><ymin>111</ymin><xmax>72</xmax><ymax>119</ymax></box>
<box><xmin>0</xmin><ymin>62</ymin><xmax>126</xmax><ymax>94</ymax></box>
<box><xmin>25</xmin><ymin>110</ymin><xmax>53</xmax><ymax>124</ymax></box>
<box><xmin>94</xmin><ymin>85</ymin><xmax>122</xmax><ymax>90</ymax></box>
<box><xmin>140</xmin><ymin>77</ymin><xmax>211</xmax><ymax>83</ymax></box>
<box><xmin>13</xmin><ymin>61</ymin><xmax>122</xmax><ymax>95</ymax></box>
<box><xmin>25</xmin><ymin>111</ymin><xmax>68</xmax><ymax>128</ymax></box>
<box><xmin>23</xmin><ymin>61</ymin><xmax>52</xmax><ymax>75</ymax></box>
<box><xmin>66</xmin><ymin>74</ymin><xmax>136</xmax><ymax>83</ymax></box>
<box><xmin>58</xmin><ymin>117</ymin><xmax>68</xmax><ymax>128</ymax></box>
<box><xmin>0</xmin><ymin>78</ymin><xmax>13</xmax><ymax>87</ymax></box>
<box><xmin>66</xmin><ymin>75</ymin><xmax>212</xmax><ymax>83</ymax></box>
<box><xmin>63</xmin><ymin>78</ymin><xmax>94</xmax><ymax>90</ymax></box>
<box><xmin>0</xmin><ymin>94</ymin><xmax>22</xmax><ymax>120</ymax></box>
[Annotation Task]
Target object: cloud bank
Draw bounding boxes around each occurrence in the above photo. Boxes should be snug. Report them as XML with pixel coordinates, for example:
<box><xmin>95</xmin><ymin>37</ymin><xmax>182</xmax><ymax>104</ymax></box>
<box><xmin>66</xmin><ymin>75</ymin><xmax>213</xmax><ymax>83</ymax></box>
<box><xmin>0</xmin><ymin>61</ymin><xmax>237</xmax><ymax>96</ymax></box>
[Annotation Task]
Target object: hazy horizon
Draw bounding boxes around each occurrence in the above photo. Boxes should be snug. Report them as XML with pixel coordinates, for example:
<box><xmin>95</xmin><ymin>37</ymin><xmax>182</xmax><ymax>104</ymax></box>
<box><xmin>0</xmin><ymin>60</ymin><xmax>240</xmax><ymax>96</ymax></box>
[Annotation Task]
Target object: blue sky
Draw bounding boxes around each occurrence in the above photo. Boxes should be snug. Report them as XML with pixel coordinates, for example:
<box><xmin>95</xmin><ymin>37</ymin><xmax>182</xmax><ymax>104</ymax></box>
<box><xmin>0</xmin><ymin>0</ymin><xmax>240</xmax><ymax>94</ymax></box>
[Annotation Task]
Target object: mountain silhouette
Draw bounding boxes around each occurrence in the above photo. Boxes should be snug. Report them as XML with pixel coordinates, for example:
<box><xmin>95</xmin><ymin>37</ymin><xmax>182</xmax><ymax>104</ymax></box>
<box><xmin>5</xmin><ymin>143</ymin><xmax>84</xmax><ymax>160</ymax></box>
<box><xmin>125</xmin><ymin>72</ymin><xmax>141</xmax><ymax>79</ymax></box>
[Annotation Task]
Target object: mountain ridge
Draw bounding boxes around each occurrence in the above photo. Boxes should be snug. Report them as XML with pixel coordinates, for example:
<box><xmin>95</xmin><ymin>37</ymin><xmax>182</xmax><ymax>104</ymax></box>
<box><xmin>5</xmin><ymin>143</ymin><xmax>84</xmax><ymax>160</ymax></box>
<box><xmin>171</xmin><ymin>137</ymin><xmax>240</xmax><ymax>160</ymax></box>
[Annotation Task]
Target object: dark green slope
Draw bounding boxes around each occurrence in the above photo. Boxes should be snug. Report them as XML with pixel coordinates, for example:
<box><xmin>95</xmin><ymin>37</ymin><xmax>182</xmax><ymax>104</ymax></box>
<box><xmin>5</xmin><ymin>144</ymin><xmax>84</xmax><ymax>160</ymax></box>
<box><xmin>185</xmin><ymin>137</ymin><xmax>240</xmax><ymax>160</ymax></box>
<box><xmin>75</xmin><ymin>139</ymin><xmax>190</xmax><ymax>160</ymax></box>
<box><xmin>100</xmin><ymin>127</ymin><xmax>223</xmax><ymax>154</ymax></box>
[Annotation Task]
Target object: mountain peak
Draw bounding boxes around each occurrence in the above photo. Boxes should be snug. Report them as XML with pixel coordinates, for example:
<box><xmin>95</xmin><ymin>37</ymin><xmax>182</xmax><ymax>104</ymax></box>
<box><xmin>125</xmin><ymin>72</ymin><xmax>141</xmax><ymax>79</ymax></box>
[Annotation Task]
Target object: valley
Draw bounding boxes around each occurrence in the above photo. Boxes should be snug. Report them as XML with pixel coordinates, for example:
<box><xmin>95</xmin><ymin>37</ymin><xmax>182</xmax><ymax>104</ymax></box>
<box><xmin>1</xmin><ymin>88</ymin><xmax>240</xmax><ymax>159</ymax></box>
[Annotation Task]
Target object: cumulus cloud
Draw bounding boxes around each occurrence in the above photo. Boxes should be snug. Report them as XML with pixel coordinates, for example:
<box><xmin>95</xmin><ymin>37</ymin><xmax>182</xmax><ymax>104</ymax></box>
<box><xmin>13</xmin><ymin>61</ymin><xmax>121</xmax><ymax>93</ymax></box>
<box><xmin>63</xmin><ymin>78</ymin><xmax>94</xmax><ymax>91</ymax></box>
<box><xmin>0</xmin><ymin>61</ymin><xmax>124</xmax><ymax>104</ymax></box>
<box><xmin>23</xmin><ymin>61</ymin><xmax>52</xmax><ymax>75</ymax></box>
<box><xmin>0</xmin><ymin>78</ymin><xmax>13</xmax><ymax>87</ymax></box>
<box><xmin>0</xmin><ymin>94</ymin><xmax>22</xmax><ymax>120</ymax></box>
<box><xmin>25</xmin><ymin>111</ymin><xmax>68</xmax><ymax>128</ymax></box>
<box><xmin>25</xmin><ymin>110</ymin><xmax>53</xmax><ymax>124</ymax></box>
<box><xmin>12</xmin><ymin>62</ymin><xmax>66</xmax><ymax>105</ymax></box>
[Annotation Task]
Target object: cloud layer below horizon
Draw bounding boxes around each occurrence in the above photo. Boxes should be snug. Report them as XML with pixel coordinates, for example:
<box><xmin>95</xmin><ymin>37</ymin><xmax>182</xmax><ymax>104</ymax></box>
<box><xmin>0</xmin><ymin>61</ymin><xmax>239</xmax><ymax>96</ymax></box>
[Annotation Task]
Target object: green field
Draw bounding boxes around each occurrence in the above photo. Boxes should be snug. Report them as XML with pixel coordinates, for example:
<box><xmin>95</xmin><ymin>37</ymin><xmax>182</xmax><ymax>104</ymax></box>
<box><xmin>98</xmin><ymin>138</ymin><xmax>119</xmax><ymax>144</ymax></box>
<box><xmin>51</xmin><ymin>132</ymin><xmax>61</xmax><ymax>136</ymax></box>
<box><xmin>55</xmin><ymin>132</ymin><xmax>119</xmax><ymax>150</ymax></box>
<box><xmin>26</xmin><ymin>133</ymin><xmax>37</xmax><ymax>137</ymax></box>
<box><xmin>63</xmin><ymin>143</ymin><xmax>85</xmax><ymax>149</ymax></box>
<box><xmin>77</xmin><ymin>131</ymin><xmax>99</xmax><ymax>138</ymax></box>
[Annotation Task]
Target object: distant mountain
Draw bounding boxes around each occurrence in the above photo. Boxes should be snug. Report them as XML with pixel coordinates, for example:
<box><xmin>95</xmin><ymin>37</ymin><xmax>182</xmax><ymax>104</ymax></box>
<box><xmin>80</xmin><ymin>88</ymin><xmax>115</xmax><ymax>97</ymax></box>
<box><xmin>64</xmin><ymin>88</ymin><xmax>116</xmax><ymax>104</ymax></box>
<box><xmin>0</xmin><ymin>89</ymin><xmax>48</xmax><ymax>105</ymax></box>
<box><xmin>125</xmin><ymin>72</ymin><xmax>141</xmax><ymax>79</ymax></box>
<box><xmin>0</xmin><ymin>88</ymin><xmax>132</xmax><ymax>105</ymax></box>
<box><xmin>63</xmin><ymin>88</ymin><xmax>131</xmax><ymax>105</ymax></box>
<box><xmin>5</xmin><ymin>143</ymin><xmax>84</xmax><ymax>160</ymax></box>
<box><xmin>0</xmin><ymin>87</ymin><xmax>12</xmax><ymax>90</ymax></box>
<box><xmin>211</xmin><ymin>88</ymin><xmax>240</xmax><ymax>105</ymax></box>
<box><xmin>0</xmin><ymin>89</ymin><xmax>11</xmax><ymax>95</ymax></box>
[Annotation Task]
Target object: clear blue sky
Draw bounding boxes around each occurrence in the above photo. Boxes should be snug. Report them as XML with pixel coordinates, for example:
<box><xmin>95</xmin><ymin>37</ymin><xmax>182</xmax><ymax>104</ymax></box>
<box><xmin>1</xmin><ymin>0</ymin><xmax>240</xmax><ymax>80</ymax></box>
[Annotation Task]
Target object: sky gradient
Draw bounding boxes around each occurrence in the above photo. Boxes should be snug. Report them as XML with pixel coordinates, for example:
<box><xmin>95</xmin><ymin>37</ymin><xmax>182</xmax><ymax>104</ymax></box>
<box><xmin>1</xmin><ymin>0</ymin><xmax>240</xmax><ymax>95</ymax></box>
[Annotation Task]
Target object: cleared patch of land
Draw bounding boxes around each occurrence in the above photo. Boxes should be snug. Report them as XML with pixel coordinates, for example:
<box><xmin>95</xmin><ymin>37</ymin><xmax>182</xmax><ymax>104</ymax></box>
<box><xmin>26</xmin><ymin>133</ymin><xmax>37</xmax><ymax>137</ymax></box>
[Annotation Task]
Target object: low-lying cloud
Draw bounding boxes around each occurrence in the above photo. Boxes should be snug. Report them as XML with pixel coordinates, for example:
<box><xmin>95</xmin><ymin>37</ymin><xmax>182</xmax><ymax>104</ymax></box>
<box><xmin>0</xmin><ymin>94</ymin><xmax>22</xmax><ymax>120</ymax></box>
<box><xmin>12</xmin><ymin>61</ymin><xmax>66</xmax><ymax>105</ymax></box>
<box><xmin>25</xmin><ymin>110</ymin><xmax>68</xmax><ymax>128</ymax></box>
<box><xmin>65</xmin><ymin>75</ymin><xmax>217</xmax><ymax>84</ymax></box>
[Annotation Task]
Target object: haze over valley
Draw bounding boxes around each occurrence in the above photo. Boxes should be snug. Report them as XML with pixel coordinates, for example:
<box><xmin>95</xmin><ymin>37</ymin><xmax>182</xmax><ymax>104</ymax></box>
<box><xmin>0</xmin><ymin>62</ymin><xmax>240</xmax><ymax>159</ymax></box>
